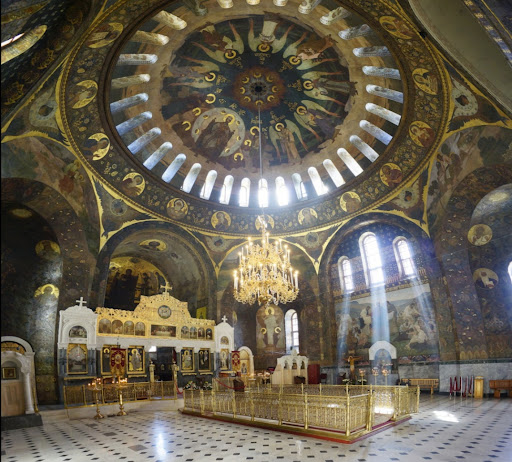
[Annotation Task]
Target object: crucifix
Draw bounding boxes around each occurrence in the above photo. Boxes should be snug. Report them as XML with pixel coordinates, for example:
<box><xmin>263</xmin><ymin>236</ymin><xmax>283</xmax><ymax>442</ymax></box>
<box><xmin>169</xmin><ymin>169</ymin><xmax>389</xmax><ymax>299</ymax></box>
<box><xmin>221</xmin><ymin>315</ymin><xmax>228</xmax><ymax>323</ymax></box>
<box><xmin>76</xmin><ymin>296</ymin><xmax>87</xmax><ymax>308</ymax></box>
<box><xmin>345</xmin><ymin>354</ymin><xmax>361</xmax><ymax>381</ymax></box>
<box><xmin>160</xmin><ymin>281</ymin><xmax>172</xmax><ymax>294</ymax></box>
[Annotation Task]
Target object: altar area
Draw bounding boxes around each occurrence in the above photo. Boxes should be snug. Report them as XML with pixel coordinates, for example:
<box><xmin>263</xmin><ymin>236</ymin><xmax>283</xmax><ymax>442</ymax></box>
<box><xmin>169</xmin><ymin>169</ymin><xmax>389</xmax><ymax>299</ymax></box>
<box><xmin>56</xmin><ymin>293</ymin><xmax>235</xmax><ymax>410</ymax></box>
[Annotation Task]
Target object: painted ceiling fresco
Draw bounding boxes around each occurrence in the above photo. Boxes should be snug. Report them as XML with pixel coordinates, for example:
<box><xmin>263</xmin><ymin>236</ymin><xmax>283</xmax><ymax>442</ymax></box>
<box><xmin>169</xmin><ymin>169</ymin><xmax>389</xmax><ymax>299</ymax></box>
<box><xmin>62</xmin><ymin>0</ymin><xmax>448</xmax><ymax>235</ymax></box>
<box><xmin>158</xmin><ymin>15</ymin><xmax>353</xmax><ymax>170</ymax></box>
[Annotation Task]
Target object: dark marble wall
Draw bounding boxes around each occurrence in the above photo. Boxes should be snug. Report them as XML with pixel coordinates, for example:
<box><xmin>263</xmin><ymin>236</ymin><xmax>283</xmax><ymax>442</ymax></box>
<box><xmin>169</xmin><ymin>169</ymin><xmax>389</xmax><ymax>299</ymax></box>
<box><xmin>1</xmin><ymin>202</ymin><xmax>62</xmax><ymax>404</ymax></box>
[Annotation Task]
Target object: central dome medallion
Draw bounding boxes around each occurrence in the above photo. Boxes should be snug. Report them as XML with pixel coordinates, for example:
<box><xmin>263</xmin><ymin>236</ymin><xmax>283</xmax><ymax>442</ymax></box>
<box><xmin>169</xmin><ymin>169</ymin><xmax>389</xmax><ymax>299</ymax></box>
<box><xmin>161</xmin><ymin>15</ymin><xmax>353</xmax><ymax>170</ymax></box>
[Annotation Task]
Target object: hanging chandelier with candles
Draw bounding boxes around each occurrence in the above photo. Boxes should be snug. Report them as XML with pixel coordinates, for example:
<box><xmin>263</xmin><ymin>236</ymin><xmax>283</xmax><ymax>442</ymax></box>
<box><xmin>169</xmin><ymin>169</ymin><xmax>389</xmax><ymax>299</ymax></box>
<box><xmin>232</xmin><ymin>106</ymin><xmax>299</xmax><ymax>307</ymax></box>
<box><xmin>233</xmin><ymin>216</ymin><xmax>299</xmax><ymax>307</ymax></box>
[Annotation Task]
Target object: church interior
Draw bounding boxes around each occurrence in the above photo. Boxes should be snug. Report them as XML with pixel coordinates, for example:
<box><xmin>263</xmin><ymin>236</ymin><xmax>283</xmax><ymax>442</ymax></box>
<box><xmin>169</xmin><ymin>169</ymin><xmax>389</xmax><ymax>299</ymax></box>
<box><xmin>1</xmin><ymin>0</ymin><xmax>511</xmax><ymax>460</ymax></box>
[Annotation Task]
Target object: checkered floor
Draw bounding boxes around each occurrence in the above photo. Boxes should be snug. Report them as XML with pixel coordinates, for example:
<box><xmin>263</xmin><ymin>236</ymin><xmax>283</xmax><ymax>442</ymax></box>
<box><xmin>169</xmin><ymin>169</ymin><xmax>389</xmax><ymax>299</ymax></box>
<box><xmin>2</xmin><ymin>395</ymin><xmax>511</xmax><ymax>461</ymax></box>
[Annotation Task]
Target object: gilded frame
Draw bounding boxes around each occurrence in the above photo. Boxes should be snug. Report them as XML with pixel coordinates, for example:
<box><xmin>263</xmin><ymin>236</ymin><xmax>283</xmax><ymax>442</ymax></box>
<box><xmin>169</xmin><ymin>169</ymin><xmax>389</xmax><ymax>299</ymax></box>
<box><xmin>127</xmin><ymin>345</ymin><xmax>145</xmax><ymax>375</ymax></box>
<box><xmin>181</xmin><ymin>347</ymin><xmax>194</xmax><ymax>373</ymax></box>
<box><xmin>67</xmin><ymin>343</ymin><xmax>88</xmax><ymax>375</ymax></box>
<box><xmin>198</xmin><ymin>348</ymin><xmax>211</xmax><ymax>372</ymax></box>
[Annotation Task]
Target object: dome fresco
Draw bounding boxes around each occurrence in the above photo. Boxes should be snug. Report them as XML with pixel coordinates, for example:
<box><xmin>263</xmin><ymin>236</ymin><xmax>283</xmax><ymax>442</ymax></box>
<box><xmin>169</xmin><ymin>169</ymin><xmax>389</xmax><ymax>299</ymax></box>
<box><xmin>62</xmin><ymin>0</ymin><xmax>446</xmax><ymax>235</ymax></box>
<box><xmin>153</xmin><ymin>15</ymin><xmax>355</xmax><ymax>171</ymax></box>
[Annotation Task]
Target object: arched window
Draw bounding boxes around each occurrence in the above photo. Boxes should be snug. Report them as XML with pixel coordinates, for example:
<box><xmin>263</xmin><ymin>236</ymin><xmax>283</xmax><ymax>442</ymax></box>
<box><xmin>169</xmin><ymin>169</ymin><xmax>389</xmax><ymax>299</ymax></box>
<box><xmin>219</xmin><ymin>175</ymin><xmax>234</xmax><ymax>204</ymax></box>
<box><xmin>360</xmin><ymin>233</ymin><xmax>385</xmax><ymax>286</ymax></box>
<box><xmin>292</xmin><ymin>173</ymin><xmax>307</xmax><ymax>200</ymax></box>
<box><xmin>200</xmin><ymin>170</ymin><xmax>217</xmax><ymax>199</ymax></box>
<box><xmin>308</xmin><ymin>167</ymin><xmax>327</xmax><ymax>195</ymax></box>
<box><xmin>285</xmin><ymin>309</ymin><xmax>299</xmax><ymax>353</ymax></box>
<box><xmin>239</xmin><ymin>178</ymin><xmax>250</xmax><ymax>207</ymax></box>
<box><xmin>182</xmin><ymin>163</ymin><xmax>201</xmax><ymax>193</ymax></box>
<box><xmin>258</xmin><ymin>178</ymin><xmax>268</xmax><ymax>208</ymax></box>
<box><xmin>338</xmin><ymin>257</ymin><xmax>354</xmax><ymax>293</ymax></box>
<box><xmin>393</xmin><ymin>237</ymin><xmax>416</xmax><ymax>278</ymax></box>
<box><xmin>323</xmin><ymin>159</ymin><xmax>345</xmax><ymax>187</ymax></box>
<box><xmin>162</xmin><ymin>153</ymin><xmax>186</xmax><ymax>183</ymax></box>
<box><xmin>275</xmin><ymin>177</ymin><xmax>289</xmax><ymax>206</ymax></box>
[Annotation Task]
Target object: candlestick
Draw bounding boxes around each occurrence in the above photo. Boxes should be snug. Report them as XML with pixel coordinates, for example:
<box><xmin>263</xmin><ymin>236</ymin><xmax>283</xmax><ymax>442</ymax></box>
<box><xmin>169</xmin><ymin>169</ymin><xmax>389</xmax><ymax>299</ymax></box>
<box><xmin>87</xmin><ymin>378</ymin><xmax>104</xmax><ymax>420</ymax></box>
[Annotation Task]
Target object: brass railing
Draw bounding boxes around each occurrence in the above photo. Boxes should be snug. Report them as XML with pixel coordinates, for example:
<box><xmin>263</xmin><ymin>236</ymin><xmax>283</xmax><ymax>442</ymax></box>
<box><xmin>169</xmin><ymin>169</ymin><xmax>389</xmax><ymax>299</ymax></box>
<box><xmin>63</xmin><ymin>381</ymin><xmax>177</xmax><ymax>408</ymax></box>
<box><xmin>184</xmin><ymin>384</ymin><xmax>419</xmax><ymax>437</ymax></box>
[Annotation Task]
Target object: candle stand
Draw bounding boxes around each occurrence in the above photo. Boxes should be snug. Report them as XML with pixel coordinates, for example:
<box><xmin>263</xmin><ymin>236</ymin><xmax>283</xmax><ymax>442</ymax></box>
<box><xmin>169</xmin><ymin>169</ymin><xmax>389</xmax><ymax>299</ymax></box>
<box><xmin>372</xmin><ymin>367</ymin><xmax>379</xmax><ymax>385</ymax></box>
<box><xmin>116</xmin><ymin>376</ymin><xmax>129</xmax><ymax>416</ymax></box>
<box><xmin>382</xmin><ymin>368</ymin><xmax>389</xmax><ymax>386</ymax></box>
<box><xmin>87</xmin><ymin>378</ymin><xmax>104</xmax><ymax>420</ymax></box>
<box><xmin>358</xmin><ymin>369</ymin><xmax>367</xmax><ymax>385</ymax></box>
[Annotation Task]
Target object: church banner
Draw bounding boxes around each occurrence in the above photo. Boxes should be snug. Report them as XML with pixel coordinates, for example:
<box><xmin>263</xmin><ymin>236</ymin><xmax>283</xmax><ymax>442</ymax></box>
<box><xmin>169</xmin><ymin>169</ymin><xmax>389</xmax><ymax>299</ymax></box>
<box><xmin>110</xmin><ymin>347</ymin><xmax>126</xmax><ymax>376</ymax></box>
<box><xmin>231</xmin><ymin>350</ymin><xmax>240</xmax><ymax>372</ymax></box>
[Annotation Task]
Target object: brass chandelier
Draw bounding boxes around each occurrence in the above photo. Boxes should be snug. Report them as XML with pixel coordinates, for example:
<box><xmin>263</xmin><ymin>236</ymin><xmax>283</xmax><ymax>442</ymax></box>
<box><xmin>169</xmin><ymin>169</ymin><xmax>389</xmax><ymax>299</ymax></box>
<box><xmin>233</xmin><ymin>107</ymin><xmax>299</xmax><ymax>307</ymax></box>
<box><xmin>233</xmin><ymin>216</ymin><xmax>299</xmax><ymax>307</ymax></box>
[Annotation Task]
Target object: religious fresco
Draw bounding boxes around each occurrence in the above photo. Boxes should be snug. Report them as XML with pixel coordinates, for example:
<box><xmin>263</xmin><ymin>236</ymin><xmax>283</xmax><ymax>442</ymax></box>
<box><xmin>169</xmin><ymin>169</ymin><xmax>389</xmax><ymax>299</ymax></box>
<box><xmin>256</xmin><ymin>304</ymin><xmax>285</xmax><ymax>354</ymax></box>
<box><xmin>104</xmin><ymin>257</ymin><xmax>169</xmax><ymax>310</ymax></box>
<box><xmin>335</xmin><ymin>283</ymin><xmax>439</xmax><ymax>364</ymax></box>
<box><xmin>1</xmin><ymin>0</ymin><xmax>90</xmax><ymax>120</ymax></box>
<box><xmin>1</xmin><ymin>137</ymin><xmax>99</xmax><ymax>249</ymax></box>
<box><xmin>160</xmin><ymin>15</ymin><xmax>353</xmax><ymax>170</ymax></box>
<box><xmin>435</xmin><ymin>169</ymin><xmax>512</xmax><ymax>360</ymax></box>
<box><xmin>467</xmin><ymin>185</ymin><xmax>512</xmax><ymax>357</ymax></box>
<box><xmin>60</xmin><ymin>0</ymin><xmax>446</xmax><ymax>235</ymax></box>
<box><xmin>427</xmin><ymin>125</ymin><xmax>512</xmax><ymax>234</ymax></box>
<box><xmin>445</xmin><ymin>61</ymin><xmax>508</xmax><ymax>133</ymax></box>
<box><xmin>377</xmin><ymin>168</ymin><xmax>428</xmax><ymax>226</ymax></box>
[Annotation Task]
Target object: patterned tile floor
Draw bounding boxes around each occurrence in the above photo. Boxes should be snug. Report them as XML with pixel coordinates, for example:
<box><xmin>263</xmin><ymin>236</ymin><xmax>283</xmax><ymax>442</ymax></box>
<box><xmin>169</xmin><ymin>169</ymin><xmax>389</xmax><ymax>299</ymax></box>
<box><xmin>2</xmin><ymin>395</ymin><xmax>511</xmax><ymax>462</ymax></box>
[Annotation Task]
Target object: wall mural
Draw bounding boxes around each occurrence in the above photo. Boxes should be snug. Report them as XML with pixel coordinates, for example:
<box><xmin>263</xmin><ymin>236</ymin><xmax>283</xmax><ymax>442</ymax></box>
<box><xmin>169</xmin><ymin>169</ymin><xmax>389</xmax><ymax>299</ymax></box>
<box><xmin>335</xmin><ymin>283</ymin><xmax>439</xmax><ymax>364</ymax></box>
<box><xmin>468</xmin><ymin>184</ymin><xmax>512</xmax><ymax>358</ymax></box>
<box><xmin>427</xmin><ymin>125</ymin><xmax>512</xmax><ymax>234</ymax></box>
<box><xmin>1</xmin><ymin>0</ymin><xmax>90</xmax><ymax>120</ymax></box>
<box><xmin>256</xmin><ymin>304</ymin><xmax>285</xmax><ymax>354</ymax></box>
<box><xmin>161</xmin><ymin>15</ymin><xmax>353</xmax><ymax>171</ymax></box>
<box><xmin>435</xmin><ymin>167</ymin><xmax>512</xmax><ymax>360</ymax></box>
<box><xmin>104</xmin><ymin>256</ymin><xmax>169</xmax><ymax>310</ymax></box>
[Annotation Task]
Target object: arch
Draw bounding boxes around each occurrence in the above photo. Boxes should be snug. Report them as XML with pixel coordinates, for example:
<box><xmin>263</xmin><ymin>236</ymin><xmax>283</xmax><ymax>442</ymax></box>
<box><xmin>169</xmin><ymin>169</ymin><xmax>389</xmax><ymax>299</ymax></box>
<box><xmin>1</xmin><ymin>336</ymin><xmax>36</xmax><ymax>415</ymax></box>
<box><xmin>182</xmin><ymin>163</ymin><xmax>201</xmax><ymax>193</ymax></box>
<box><xmin>337</xmin><ymin>256</ymin><xmax>354</xmax><ymax>293</ymax></box>
<box><xmin>238</xmin><ymin>346</ymin><xmax>254</xmax><ymax>376</ymax></box>
<box><xmin>258</xmin><ymin>178</ymin><xmax>269</xmax><ymax>208</ymax></box>
<box><xmin>285</xmin><ymin>309</ymin><xmax>299</xmax><ymax>353</ymax></box>
<box><xmin>393</xmin><ymin>236</ymin><xmax>416</xmax><ymax>278</ymax></box>
<box><xmin>369</xmin><ymin>340</ymin><xmax>397</xmax><ymax>360</ymax></box>
<box><xmin>359</xmin><ymin>232</ymin><xmax>385</xmax><ymax>286</ymax></box>
<box><xmin>239</xmin><ymin>178</ymin><xmax>251</xmax><ymax>207</ymax></box>
<box><xmin>162</xmin><ymin>153</ymin><xmax>186</xmax><ymax>182</ymax></box>
<box><xmin>90</xmin><ymin>221</ymin><xmax>217</xmax><ymax>316</ymax></box>
<box><xmin>275</xmin><ymin>177</ymin><xmax>289</xmax><ymax>206</ymax></box>
<box><xmin>307</xmin><ymin>167</ymin><xmax>327</xmax><ymax>195</ymax></box>
<box><xmin>200</xmin><ymin>170</ymin><xmax>218</xmax><ymax>200</ymax></box>
<box><xmin>219</xmin><ymin>175</ymin><xmax>234</xmax><ymax>204</ymax></box>
<box><xmin>323</xmin><ymin>159</ymin><xmax>345</xmax><ymax>187</ymax></box>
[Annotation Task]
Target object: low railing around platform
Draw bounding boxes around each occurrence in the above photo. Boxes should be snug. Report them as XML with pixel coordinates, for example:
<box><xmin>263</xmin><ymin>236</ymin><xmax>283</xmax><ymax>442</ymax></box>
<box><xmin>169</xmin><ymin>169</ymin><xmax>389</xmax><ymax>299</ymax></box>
<box><xmin>63</xmin><ymin>381</ymin><xmax>177</xmax><ymax>408</ymax></box>
<box><xmin>183</xmin><ymin>384</ymin><xmax>419</xmax><ymax>437</ymax></box>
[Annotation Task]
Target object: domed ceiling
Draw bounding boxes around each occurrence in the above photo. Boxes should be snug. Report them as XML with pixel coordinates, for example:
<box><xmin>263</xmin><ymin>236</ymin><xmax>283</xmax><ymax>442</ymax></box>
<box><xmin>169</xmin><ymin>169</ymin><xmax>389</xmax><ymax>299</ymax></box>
<box><xmin>61</xmin><ymin>0</ymin><xmax>447</xmax><ymax>235</ymax></box>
